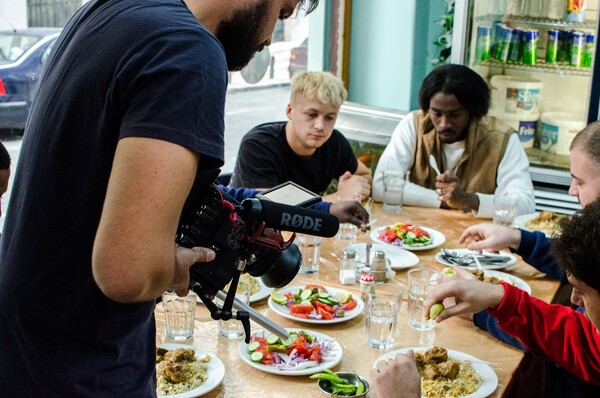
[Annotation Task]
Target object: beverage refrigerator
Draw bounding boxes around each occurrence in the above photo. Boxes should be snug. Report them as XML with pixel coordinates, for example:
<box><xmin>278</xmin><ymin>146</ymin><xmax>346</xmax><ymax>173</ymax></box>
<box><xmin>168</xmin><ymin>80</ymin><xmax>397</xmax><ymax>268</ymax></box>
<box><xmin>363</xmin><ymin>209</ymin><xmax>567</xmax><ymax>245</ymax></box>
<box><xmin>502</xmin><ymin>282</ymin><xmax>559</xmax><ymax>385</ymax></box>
<box><xmin>451</xmin><ymin>0</ymin><xmax>600</xmax><ymax>214</ymax></box>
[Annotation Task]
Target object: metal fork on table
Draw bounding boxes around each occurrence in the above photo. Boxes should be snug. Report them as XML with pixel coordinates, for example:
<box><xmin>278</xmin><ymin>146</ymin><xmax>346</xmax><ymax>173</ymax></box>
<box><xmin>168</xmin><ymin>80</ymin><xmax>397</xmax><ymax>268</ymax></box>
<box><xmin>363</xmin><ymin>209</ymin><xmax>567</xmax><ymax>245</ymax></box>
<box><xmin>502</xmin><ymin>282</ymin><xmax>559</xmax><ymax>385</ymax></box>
<box><xmin>440</xmin><ymin>248</ymin><xmax>511</xmax><ymax>265</ymax></box>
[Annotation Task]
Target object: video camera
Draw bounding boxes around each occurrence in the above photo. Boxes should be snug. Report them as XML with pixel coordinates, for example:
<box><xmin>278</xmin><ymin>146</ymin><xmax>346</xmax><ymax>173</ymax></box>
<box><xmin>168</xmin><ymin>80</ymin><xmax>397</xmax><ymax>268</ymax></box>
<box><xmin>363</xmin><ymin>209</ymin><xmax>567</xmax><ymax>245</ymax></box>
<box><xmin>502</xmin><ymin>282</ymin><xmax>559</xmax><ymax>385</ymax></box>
<box><xmin>176</xmin><ymin>183</ymin><xmax>339</xmax><ymax>341</ymax></box>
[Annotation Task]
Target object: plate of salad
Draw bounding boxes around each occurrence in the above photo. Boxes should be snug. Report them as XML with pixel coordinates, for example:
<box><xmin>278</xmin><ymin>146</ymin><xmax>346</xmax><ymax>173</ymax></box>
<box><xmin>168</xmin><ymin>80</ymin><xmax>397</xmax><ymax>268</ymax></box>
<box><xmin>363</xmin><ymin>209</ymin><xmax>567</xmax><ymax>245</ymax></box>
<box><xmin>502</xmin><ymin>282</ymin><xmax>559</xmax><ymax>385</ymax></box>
<box><xmin>239</xmin><ymin>328</ymin><xmax>343</xmax><ymax>376</ymax></box>
<box><xmin>268</xmin><ymin>284</ymin><xmax>364</xmax><ymax>324</ymax></box>
<box><xmin>370</xmin><ymin>223</ymin><xmax>445</xmax><ymax>251</ymax></box>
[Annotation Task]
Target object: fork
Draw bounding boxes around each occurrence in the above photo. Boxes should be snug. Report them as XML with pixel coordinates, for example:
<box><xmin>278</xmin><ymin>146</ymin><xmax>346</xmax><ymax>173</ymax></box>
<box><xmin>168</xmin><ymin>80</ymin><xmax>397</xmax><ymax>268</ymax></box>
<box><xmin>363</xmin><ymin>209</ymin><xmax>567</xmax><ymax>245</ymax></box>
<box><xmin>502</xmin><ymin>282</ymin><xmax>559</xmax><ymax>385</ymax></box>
<box><xmin>441</xmin><ymin>248</ymin><xmax>509</xmax><ymax>261</ymax></box>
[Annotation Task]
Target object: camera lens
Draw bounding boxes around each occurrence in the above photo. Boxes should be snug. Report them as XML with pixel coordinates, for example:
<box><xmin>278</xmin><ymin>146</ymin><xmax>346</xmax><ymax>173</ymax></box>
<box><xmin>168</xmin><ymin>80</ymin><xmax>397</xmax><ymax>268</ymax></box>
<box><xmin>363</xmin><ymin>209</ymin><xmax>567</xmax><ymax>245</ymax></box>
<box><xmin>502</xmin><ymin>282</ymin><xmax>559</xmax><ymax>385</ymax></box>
<box><xmin>249</xmin><ymin>244</ymin><xmax>301</xmax><ymax>288</ymax></box>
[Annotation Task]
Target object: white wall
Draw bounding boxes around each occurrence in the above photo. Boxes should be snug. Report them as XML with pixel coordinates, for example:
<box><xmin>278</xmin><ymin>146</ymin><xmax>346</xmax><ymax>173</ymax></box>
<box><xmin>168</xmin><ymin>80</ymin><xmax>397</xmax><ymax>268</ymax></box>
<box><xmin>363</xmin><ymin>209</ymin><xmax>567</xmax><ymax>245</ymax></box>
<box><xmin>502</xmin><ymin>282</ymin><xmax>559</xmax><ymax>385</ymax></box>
<box><xmin>0</xmin><ymin>0</ymin><xmax>27</xmax><ymax>29</ymax></box>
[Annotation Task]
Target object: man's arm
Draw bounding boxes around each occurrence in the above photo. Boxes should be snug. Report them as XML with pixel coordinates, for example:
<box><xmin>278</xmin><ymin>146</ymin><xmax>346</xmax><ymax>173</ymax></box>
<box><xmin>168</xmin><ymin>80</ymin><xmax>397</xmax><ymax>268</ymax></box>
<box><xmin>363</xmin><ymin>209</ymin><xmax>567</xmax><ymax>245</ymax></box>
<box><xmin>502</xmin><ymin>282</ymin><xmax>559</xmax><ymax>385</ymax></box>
<box><xmin>355</xmin><ymin>160</ymin><xmax>372</xmax><ymax>183</ymax></box>
<box><xmin>92</xmin><ymin>137</ymin><xmax>211</xmax><ymax>302</ymax></box>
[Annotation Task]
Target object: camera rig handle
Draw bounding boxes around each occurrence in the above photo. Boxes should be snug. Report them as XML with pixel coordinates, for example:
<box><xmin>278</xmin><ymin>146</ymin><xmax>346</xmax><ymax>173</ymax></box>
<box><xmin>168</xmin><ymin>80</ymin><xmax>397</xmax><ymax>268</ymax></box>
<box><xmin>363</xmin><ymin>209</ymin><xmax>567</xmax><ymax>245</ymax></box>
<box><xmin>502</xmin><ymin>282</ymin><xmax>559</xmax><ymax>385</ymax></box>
<box><xmin>190</xmin><ymin>258</ymin><xmax>252</xmax><ymax>343</ymax></box>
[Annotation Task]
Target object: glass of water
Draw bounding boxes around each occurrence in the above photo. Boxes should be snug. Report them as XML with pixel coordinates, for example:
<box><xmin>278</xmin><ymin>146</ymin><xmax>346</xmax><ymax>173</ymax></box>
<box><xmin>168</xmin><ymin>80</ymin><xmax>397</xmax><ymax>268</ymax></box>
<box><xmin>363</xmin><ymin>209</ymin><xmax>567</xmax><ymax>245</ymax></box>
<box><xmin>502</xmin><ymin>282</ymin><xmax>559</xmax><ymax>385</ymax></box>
<box><xmin>162</xmin><ymin>290</ymin><xmax>197</xmax><ymax>341</ymax></box>
<box><xmin>365</xmin><ymin>284</ymin><xmax>403</xmax><ymax>349</ymax></box>
<box><xmin>407</xmin><ymin>269</ymin><xmax>442</xmax><ymax>330</ymax></box>
<box><xmin>493</xmin><ymin>194</ymin><xmax>518</xmax><ymax>226</ymax></box>
<box><xmin>333</xmin><ymin>192</ymin><xmax>361</xmax><ymax>239</ymax></box>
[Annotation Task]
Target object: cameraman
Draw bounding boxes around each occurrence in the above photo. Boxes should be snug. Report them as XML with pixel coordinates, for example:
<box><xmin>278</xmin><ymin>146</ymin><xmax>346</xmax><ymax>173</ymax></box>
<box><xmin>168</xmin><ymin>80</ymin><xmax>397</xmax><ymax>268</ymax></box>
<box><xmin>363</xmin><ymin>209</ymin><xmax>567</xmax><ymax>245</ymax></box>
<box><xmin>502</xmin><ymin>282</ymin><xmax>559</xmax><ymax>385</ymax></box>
<box><xmin>0</xmin><ymin>0</ymin><xmax>320</xmax><ymax>396</ymax></box>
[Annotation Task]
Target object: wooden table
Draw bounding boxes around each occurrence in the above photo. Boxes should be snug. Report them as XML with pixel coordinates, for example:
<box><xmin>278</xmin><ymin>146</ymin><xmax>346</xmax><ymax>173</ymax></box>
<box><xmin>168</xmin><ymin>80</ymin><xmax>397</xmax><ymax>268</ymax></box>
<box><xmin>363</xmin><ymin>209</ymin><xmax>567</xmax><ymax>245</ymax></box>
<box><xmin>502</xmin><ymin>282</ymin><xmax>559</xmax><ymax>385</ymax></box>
<box><xmin>156</xmin><ymin>204</ymin><xmax>560</xmax><ymax>397</ymax></box>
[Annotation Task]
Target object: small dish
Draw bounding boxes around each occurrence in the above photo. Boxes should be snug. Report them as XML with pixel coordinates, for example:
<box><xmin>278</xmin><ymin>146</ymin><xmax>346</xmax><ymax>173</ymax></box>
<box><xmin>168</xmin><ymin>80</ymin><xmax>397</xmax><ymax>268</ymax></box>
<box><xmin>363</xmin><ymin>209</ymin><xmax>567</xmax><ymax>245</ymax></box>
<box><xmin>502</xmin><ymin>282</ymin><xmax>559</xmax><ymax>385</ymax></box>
<box><xmin>317</xmin><ymin>372</ymin><xmax>370</xmax><ymax>397</ymax></box>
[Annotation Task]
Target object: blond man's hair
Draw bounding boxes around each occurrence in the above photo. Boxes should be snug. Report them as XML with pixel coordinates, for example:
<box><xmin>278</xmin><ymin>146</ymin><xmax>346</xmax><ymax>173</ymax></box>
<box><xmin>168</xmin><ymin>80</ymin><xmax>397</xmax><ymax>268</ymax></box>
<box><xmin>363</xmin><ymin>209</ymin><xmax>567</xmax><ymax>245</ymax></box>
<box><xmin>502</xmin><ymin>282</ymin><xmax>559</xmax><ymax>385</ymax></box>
<box><xmin>290</xmin><ymin>71</ymin><xmax>348</xmax><ymax>107</ymax></box>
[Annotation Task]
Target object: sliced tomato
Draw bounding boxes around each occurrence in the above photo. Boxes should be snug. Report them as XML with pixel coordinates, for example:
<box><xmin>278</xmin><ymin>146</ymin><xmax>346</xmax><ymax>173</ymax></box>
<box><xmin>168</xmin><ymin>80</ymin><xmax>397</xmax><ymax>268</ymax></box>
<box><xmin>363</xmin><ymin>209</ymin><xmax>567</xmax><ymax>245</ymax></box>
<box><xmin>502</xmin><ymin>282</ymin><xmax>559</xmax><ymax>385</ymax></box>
<box><xmin>312</xmin><ymin>300</ymin><xmax>335</xmax><ymax>314</ymax></box>
<box><xmin>290</xmin><ymin>304</ymin><xmax>314</xmax><ymax>314</ymax></box>
<box><xmin>294</xmin><ymin>341</ymin><xmax>309</xmax><ymax>354</ymax></box>
<box><xmin>396</xmin><ymin>223</ymin><xmax>412</xmax><ymax>231</ymax></box>
<box><xmin>317</xmin><ymin>307</ymin><xmax>333</xmax><ymax>320</ymax></box>
<box><xmin>378</xmin><ymin>229</ymin><xmax>397</xmax><ymax>242</ymax></box>
<box><xmin>340</xmin><ymin>299</ymin><xmax>357</xmax><ymax>311</ymax></box>
<box><xmin>304</xmin><ymin>283</ymin><xmax>327</xmax><ymax>292</ymax></box>
<box><xmin>284</xmin><ymin>292</ymin><xmax>293</xmax><ymax>299</ymax></box>
<box><xmin>307</xmin><ymin>345</ymin><xmax>322</xmax><ymax>363</ymax></box>
<box><xmin>411</xmin><ymin>226</ymin><xmax>430</xmax><ymax>238</ymax></box>
<box><xmin>261</xmin><ymin>351</ymin><xmax>274</xmax><ymax>365</ymax></box>
<box><xmin>251</xmin><ymin>337</ymin><xmax>268</xmax><ymax>345</ymax></box>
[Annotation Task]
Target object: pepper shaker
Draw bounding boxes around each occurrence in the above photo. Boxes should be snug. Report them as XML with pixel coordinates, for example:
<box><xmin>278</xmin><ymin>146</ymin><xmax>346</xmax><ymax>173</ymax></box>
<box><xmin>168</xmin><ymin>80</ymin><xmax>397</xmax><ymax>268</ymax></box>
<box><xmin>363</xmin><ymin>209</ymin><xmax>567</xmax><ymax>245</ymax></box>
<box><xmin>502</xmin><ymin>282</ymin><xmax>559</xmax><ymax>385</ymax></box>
<box><xmin>371</xmin><ymin>250</ymin><xmax>387</xmax><ymax>282</ymax></box>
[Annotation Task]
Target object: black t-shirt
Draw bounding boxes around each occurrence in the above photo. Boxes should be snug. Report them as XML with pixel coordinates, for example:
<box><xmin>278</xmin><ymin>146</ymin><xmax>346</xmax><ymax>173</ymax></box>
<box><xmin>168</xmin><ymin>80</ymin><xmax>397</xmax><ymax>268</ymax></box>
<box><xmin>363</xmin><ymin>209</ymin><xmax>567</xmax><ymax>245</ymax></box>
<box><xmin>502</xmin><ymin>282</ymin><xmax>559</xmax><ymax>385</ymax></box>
<box><xmin>230</xmin><ymin>121</ymin><xmax>358</xmax><ymax>195</ymax></box>
<box><xmin>0</xmin><ymin>0</ymin><xmax>227</xmax><ymax>395</ymax></box>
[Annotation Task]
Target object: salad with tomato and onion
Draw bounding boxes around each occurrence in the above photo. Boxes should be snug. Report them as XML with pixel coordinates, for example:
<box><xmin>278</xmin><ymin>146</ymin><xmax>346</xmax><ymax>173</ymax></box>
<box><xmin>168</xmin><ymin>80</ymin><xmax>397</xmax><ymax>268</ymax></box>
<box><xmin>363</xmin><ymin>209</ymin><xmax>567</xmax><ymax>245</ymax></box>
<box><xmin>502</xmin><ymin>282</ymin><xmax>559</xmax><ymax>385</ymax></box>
<box><xmin>271</xmin><ymin>284</ymin><xmax>358</xmax><ymax>321</ymax></box>
<box><xmin>246</xmin><ymin>329</ymin><xmax>337</xmax><ymax>371</ymax></box>
<box><xmin>377</xmin><ymin>222</ymin><xmax>432</xmax><ymax>247</ymax></box>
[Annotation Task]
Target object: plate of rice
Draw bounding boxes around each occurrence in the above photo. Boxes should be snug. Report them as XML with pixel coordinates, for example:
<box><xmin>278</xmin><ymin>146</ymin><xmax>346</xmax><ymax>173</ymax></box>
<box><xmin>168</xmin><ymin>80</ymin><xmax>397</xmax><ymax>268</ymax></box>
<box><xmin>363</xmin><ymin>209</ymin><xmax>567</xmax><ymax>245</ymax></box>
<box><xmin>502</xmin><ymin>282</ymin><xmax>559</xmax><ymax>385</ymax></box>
<box><xmin>514</xmin><ymin>211</ymin><xmax>568</xmax><ymax>237</ymax></box>
<box><xmin>375</xmin><ymin>346</ymin><xmax>497</xmax><ymax>398</ymax></box>
<box><xmin>156</xmin><ymin>344</ymin><xmax>225</xmax><ymax>397</ymax></box>
<box><xmin>196</xmin><ymin>274</ymin><xmax>270</xmax><ymax>304</ymax></box>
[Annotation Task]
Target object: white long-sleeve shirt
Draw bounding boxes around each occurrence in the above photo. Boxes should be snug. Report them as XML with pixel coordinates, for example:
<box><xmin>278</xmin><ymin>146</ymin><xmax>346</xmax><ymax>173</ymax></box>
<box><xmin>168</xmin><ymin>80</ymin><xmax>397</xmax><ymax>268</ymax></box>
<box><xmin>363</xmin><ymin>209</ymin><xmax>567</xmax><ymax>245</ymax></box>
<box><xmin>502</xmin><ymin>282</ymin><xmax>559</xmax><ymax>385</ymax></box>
<box><xmin>372</xmin><ymin>112</ymin><xmax>535</xmax><ymax>218</ymax></box>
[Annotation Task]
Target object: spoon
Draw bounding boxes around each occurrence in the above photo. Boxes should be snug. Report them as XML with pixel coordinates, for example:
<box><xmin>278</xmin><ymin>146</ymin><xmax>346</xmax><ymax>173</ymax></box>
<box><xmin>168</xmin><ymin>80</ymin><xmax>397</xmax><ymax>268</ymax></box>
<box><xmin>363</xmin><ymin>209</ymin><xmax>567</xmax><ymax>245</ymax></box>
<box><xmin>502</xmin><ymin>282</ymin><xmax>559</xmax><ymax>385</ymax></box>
<box><xmin>429</xmin><ymin>154</ymin><xmax>441</xmax><ymax>176</ymax></box>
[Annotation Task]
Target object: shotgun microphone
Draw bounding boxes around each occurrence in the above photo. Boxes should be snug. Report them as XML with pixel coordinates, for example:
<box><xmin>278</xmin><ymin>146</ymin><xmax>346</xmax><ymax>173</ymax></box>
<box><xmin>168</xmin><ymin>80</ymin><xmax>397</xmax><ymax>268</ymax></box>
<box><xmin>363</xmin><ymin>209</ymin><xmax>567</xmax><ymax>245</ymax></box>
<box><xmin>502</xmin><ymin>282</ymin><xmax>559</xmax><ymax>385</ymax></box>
<box><xmin>239</xmin><ymin>198</ymin><xmax>339</xmax><ymax>237</ymax></box>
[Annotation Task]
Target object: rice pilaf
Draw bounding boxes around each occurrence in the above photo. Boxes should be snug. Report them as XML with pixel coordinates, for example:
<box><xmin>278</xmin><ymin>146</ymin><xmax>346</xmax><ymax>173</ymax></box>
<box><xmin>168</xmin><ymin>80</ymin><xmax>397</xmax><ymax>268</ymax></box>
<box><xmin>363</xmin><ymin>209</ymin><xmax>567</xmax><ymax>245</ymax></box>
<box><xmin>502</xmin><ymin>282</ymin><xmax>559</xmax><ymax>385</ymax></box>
<box><xmin>414</xmin><ymin>347</ymin><xmax>482</xmax><ymax>398</ymax></box>
<box><xmin>524</xmin><ymin>211</ymin><xmax>566</xmax><ymax>236</ymax></box>
<box><xmin>156</xmin><ymin>347</ymin><xmax>210</xmax><ymax>395</ymax></box>
<box><xmin>225</xmin><ymin>274</ymin><xmax>261</xmax><ymax>296</ymax></box>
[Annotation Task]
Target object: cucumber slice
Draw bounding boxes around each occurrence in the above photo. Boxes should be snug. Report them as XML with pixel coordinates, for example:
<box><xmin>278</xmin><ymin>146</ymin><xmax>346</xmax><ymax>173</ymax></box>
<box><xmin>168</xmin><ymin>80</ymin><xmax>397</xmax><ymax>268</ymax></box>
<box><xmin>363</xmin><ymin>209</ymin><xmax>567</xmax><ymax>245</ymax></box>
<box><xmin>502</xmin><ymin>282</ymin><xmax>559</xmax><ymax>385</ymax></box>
<box><xmin>282</xmin><ymin>336</ymin><xmax>294</xmax><ymax>346</ymax></box>
<box><xmin>300</xmin><ymin>299</ymin><xmax>312</xmax><ymax>306</ymax></box>
<box><xmin>250</xmin><ymin>351</ymin><xmax>264</xmax><ymax>363</ymax></box>
<box><xmin>317</xmin><ymin>291</ymin><xmax>329</xmax><ymax>298</ymax></box>
<box><xmin>247</xmin><ymin>341</ymin><xmax>260</xmax><ymax>353</ymax></box>
<box><xmin>300</xmin><ymin>289</ymin><xmax>312</xmax><ymax>300</ymax></box>
<box><xmin>266</xmin><ymin>334</ymin><xmax>280</xmax><ymax>345</ymax></box>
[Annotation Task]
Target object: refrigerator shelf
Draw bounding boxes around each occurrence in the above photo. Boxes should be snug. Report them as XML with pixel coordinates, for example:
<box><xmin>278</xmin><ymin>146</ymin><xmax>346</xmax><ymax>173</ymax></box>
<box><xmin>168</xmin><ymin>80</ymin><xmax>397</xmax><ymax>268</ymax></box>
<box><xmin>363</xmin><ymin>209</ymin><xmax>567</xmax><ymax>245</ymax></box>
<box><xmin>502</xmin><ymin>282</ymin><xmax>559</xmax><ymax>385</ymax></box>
<box><xmin>477</xmin><ymin>14</ymin><xmax>597</xmax><ymax>30</ymax></box>
<box><xmin>476</xmin><ymin>60</ymin><xmax>592</xmax><ymax>76</ymax></box>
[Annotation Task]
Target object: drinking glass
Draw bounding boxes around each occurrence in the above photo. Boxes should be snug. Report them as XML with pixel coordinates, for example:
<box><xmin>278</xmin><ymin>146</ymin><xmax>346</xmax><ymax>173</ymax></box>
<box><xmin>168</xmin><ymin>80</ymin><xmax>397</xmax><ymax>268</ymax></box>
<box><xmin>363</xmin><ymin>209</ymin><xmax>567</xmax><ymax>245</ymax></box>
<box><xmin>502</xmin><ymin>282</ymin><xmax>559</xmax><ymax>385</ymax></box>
<box><xmin>162</xmin><ymin>290</ymin><xmax>197</xmax><ymax>341</ymax></box>
<box><xmin>365</xmin><ymin>284</ymin><xmax>403</xmax><ymax>349</ymax></box>
<box><xmin>333</xmin><ymin>192</ymin><xmax>361</xmax><ymax>239</ymax></box>
<box><xmin>296</xmin><ymin>234</ymin><xmax>322</xmax><ymax>274</ymax></box>
<box><xmin>382</xmin><ymin>170</ymin><xmax>405</xmax><ymax>212</ymax></box>
<box><xmin>218</xmin><ymin>280</ymin><xmax>251</xmax><ymax>339</ymax></box>
<box><xmin>407</xmin><ymin>269</ymin><xmax>442</xmax><ymax>330</ymax></box>
<box><xmin>493</xmin><ymin>195</ymin><xmax>518</xmax><ymax>226</ymax></box>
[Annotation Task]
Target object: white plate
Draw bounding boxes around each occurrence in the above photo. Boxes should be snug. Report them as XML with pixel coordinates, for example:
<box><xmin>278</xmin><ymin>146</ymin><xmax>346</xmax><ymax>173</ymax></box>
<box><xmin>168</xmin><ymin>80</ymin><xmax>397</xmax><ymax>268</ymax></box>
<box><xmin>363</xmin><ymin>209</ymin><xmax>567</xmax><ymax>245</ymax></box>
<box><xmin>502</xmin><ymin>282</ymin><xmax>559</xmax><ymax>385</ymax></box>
<box><xmin>370</xmin><ymin>225</ymin><xmax>446</xmax><ymax>251</ymax></box>
<box><xmin>435</xmin><ymin>248</ymin><xmax>517</xmax><ymax>270</ymax></box>
<box><xmin>345</xmin><ymin>242</ymin><xmax>420</xmax><ymax>270</ymax></box>
<box><xmin>157</xmin><ymin>343</ymin><xmax>225</xmax><ymax>398</ymax></box>
<box><xmin>514</xmin><ymin>212</ymin><xmax>551</xmax><ymax>237</ymax></box>
<box><xmin>239</xmin><ymin>328</ymin><xmax>343</xmax><ymax>376</ymax></box>
<box><xmin>375</xmin><ymin>347</ymin><xmax>498</xmax><ymax>398</ymax></box>
<box><xmin>248</xmin><ymin>278</ymin><xmax>271</xmax><ymax>302</ymax></box>
<box><xmin>268</xmin><ymin>286</ymin><xmax>364</xmax><ymax>324</ymax></box>
<box><xmin>478</xmin><ymin>270</ymin><xmax>531</xmax><ymax>294</ymax></box>
<box><xmin>196</xmin><ymin>277</ymin><xmax>270</xmax><ymax>304</ymax></box>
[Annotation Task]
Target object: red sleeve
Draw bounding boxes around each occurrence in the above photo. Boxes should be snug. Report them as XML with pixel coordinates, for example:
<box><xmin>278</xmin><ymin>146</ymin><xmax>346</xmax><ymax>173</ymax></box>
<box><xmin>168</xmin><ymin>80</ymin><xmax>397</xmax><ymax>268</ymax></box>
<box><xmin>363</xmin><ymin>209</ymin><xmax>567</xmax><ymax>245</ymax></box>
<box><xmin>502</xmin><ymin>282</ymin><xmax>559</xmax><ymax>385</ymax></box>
<box><xmin>488</xmin><ymin>282</ymin><xmax>600</xmax><ymax>386</ymax></box>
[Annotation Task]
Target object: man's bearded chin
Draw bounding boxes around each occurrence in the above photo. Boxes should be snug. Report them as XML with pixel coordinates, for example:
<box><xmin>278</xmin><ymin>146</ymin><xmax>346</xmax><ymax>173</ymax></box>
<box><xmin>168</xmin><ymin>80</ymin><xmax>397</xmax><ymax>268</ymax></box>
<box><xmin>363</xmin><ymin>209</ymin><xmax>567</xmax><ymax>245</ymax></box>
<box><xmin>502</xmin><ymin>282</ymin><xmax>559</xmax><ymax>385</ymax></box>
<box><xmin>218</xmin><ymin>30</ymin><xmax>263</xmax><ymax>71</ymax></box>
<box><xmin>215</xmin><ymin>3</ymin><xmax>268</xmax><ymax>71</ymax></box>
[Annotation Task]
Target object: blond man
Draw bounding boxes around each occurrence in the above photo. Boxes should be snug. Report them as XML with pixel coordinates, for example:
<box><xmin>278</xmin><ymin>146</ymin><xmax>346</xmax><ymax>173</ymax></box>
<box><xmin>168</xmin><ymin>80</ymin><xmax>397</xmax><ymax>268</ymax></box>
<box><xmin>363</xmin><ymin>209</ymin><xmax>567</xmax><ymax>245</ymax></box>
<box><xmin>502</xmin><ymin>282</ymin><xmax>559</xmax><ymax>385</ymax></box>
<box><xmin>230</xmin><ymin>71</ymin><xmax>372</xmax><ymax>199</ymax></box>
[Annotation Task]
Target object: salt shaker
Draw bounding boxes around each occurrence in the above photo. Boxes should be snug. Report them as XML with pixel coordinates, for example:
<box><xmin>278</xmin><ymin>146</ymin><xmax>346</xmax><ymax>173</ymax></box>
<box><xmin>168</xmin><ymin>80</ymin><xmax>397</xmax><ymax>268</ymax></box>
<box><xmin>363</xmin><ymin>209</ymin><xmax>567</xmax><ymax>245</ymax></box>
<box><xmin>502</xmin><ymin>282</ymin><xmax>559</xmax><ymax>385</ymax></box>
<box><xmin>371</xmin><ymin>250</ymin><xmax>387</xmax><ymax>282</ymax></box>
<box><xmin>339</xmin><ymin>248</ymin><xmax>357</xmax><ymax>285</ymax></box>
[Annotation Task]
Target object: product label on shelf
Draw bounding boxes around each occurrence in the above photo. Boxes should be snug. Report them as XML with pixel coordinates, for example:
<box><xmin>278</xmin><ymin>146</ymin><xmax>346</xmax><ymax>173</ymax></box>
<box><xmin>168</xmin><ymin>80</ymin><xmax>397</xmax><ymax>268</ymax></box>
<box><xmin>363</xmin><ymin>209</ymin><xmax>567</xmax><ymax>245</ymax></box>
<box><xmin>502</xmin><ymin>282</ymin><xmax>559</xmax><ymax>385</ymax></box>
<box><xmin>517</xmin><ymin>120</ymin><xmax>537</xmax><ymax>147</ymax></box>
<box><xmin>540</xmin><ymin>122</ymin><xmax>559</xmax><ymax>152</ymax></box>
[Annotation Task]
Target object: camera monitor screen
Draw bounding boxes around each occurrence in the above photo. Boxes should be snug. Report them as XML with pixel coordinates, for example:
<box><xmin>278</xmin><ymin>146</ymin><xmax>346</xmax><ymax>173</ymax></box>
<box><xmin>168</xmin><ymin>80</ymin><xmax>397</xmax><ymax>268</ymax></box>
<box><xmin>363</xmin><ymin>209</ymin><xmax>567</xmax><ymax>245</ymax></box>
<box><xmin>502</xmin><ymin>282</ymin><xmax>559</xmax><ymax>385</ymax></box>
<box><xmin>256</xmin><ymin>181</ymin><xmax>321</xmax><ymax>208</ymax></box>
